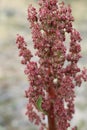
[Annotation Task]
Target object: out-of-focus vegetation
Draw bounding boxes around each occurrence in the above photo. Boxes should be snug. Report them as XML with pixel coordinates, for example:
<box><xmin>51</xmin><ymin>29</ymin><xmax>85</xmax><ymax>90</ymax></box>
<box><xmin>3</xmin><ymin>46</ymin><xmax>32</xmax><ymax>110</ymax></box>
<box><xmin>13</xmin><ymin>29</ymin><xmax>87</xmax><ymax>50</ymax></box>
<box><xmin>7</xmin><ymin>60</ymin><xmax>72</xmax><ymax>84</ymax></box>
<box><xmin>0</xmin><ymin>0</ymin><xmax>87</xmax><ymax>130</ymax></box>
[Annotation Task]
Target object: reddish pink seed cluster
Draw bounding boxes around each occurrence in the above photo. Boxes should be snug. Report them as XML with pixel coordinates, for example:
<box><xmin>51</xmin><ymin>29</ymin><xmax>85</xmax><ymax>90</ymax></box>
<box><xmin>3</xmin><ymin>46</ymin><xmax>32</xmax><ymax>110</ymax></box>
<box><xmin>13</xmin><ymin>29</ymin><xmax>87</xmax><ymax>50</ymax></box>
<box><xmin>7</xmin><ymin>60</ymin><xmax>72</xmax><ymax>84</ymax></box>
<box><xmin>16</xmin><ymin>35</ymin><xmax>32</xmax><ymax>64</ymax></box>
<box><xmin>16</xmin><ymin>0</ymin><xmax>87</xmax><ymax>130</ymax></box>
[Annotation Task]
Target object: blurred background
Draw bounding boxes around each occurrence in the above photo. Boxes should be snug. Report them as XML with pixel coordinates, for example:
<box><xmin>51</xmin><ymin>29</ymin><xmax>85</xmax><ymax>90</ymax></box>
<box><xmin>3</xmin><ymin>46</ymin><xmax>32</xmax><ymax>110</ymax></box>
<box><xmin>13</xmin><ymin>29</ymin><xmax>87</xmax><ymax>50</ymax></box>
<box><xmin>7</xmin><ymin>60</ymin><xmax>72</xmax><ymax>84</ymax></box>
<box><xmin>0</xmin><ymin>0</ymin><xmax>87</xmax><ymax>130</ymax></box>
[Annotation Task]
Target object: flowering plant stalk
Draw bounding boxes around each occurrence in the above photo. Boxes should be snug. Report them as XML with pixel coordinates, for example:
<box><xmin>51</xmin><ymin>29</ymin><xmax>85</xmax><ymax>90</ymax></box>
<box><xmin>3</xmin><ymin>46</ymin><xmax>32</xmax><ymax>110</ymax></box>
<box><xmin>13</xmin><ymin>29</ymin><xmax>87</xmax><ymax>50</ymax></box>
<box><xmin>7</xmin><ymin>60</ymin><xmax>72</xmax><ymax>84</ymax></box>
<box><xmin>16</xmin><ymin>0</ymin><xmax>87</xmax><ymax>130</ymax></box>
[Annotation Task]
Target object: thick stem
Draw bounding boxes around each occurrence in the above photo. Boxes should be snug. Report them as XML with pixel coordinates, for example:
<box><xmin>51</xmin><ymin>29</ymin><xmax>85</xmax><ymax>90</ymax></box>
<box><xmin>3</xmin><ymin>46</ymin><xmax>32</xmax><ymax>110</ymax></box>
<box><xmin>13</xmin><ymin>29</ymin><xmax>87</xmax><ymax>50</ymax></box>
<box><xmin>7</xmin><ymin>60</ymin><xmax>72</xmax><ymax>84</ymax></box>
<box><xmin>48</xmin><ymin>87</ymin><xmax>57</xmax><ymax>130</ymax></box>
<box><xmin>48</xmin><ymin>103</ymin><xmax>56</xmax><ymax>130</ymax></box>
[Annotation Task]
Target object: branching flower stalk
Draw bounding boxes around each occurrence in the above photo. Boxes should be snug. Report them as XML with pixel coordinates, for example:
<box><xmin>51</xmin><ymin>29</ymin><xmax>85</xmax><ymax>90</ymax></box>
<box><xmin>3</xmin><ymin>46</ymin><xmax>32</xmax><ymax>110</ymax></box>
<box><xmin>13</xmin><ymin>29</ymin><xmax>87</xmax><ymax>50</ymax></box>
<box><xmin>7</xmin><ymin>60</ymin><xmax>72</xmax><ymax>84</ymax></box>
<box><xmin>16</xmin><ymin>0</ymin><xmax>87</xmax><ymax>130</ymax></box>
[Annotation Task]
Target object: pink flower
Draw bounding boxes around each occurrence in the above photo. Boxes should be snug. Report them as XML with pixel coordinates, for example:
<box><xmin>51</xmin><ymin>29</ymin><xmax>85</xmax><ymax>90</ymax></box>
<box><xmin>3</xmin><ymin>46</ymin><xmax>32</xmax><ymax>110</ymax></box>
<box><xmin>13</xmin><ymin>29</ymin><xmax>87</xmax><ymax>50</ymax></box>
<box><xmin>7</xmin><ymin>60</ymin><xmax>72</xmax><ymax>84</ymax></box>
<box><xmin>16</xmin><ymin>0</ymin><xmax>87</xmax><ymax>130</ymax></box>
<box><xmin>16</xmin><ymin>35</ymin><xmax>32</xmax><ymax>64</ymax></box>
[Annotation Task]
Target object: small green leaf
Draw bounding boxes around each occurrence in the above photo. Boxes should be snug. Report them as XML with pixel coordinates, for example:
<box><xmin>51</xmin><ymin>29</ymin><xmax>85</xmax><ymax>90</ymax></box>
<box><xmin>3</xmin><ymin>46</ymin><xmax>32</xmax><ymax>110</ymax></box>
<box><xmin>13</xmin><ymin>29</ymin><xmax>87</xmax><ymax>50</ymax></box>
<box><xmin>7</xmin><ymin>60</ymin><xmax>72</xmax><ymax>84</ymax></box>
<box><xmin>36</xmin><ymin>96</ymin><xmax>47</xmax><ymax>115</ymax></box>
<box><xmin>36</xmin><ymin>96</ymin><xmax>43</xmax><ymax>111</ymax></box>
